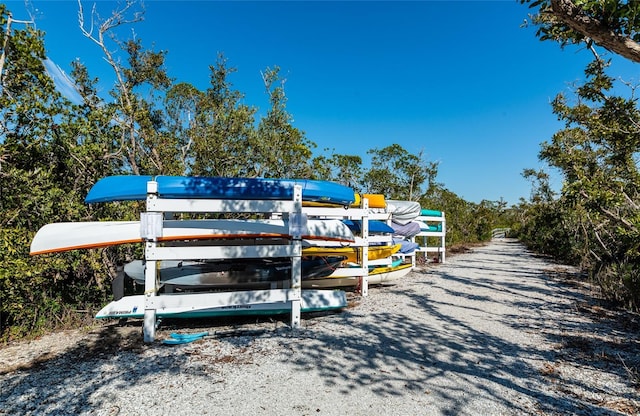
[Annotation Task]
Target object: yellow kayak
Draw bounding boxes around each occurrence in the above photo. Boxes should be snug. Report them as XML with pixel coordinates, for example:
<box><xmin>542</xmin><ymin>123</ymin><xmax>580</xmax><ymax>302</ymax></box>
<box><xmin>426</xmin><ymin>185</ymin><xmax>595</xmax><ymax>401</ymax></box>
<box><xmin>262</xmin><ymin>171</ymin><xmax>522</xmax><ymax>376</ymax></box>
<box><xmin>303</xmin><ymin>244</ymin><xmax>401</xmax><ymax>262</ymax></box>
<box><xmin>351</xmin><ymin>193</ymin><xmax>386</xmax><ymax>208</ymax></box>
<box><xmin>304</xmin><ymin>193</ymin><xmax>387</xmax><ymax>209</ymax></box>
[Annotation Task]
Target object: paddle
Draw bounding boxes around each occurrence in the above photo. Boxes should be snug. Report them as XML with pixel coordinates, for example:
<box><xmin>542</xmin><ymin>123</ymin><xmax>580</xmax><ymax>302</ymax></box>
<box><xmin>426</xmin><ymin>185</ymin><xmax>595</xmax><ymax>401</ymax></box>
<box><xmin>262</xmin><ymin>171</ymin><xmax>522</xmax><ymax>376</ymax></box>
<box><xmin>162</xmin><ymin>328</ymin><xmax>267</xmax><ymax>345</ymax></box>
<box><xmin>162</xmin><ymin>331</ymin><xmax>209</xmax><ymax>344</ymax></box>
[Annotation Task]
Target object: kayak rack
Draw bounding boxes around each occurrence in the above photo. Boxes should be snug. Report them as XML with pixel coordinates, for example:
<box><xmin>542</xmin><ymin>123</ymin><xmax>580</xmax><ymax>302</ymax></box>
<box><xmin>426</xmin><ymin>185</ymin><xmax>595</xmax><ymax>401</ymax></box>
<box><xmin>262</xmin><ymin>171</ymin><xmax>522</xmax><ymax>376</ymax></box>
<box><xmin>141</xmin><ymin>180</ymin><xmax>305</xmax><ymax>343</ymax></box>
<box><xmin>411</xmin><ymin>210</ymin><xmax>446</xmax><ymax>263</ymax></box>
<box><xmin>301</xmin><ymin>199</ymin><xmax>395</xmax><ymax>297</ymax></box>
<box><xmin>303</xmin><ymin>200</ymin><xmax>373</xmax><ymax>296</ymax></box>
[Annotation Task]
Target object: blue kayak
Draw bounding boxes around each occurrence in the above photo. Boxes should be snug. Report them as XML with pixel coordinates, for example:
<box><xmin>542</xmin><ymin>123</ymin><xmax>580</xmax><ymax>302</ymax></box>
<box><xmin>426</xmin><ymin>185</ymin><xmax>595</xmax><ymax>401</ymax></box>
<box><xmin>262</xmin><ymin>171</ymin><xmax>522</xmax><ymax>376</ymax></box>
<box><xmin>85</xmin><ymin>175</ymin><xmax>355</xmax><ymax>206</ymax></box>
<box><xmin>341</xmin><ymin>219</ymin><xmax>395</xmax><ymax>234</ymax></box>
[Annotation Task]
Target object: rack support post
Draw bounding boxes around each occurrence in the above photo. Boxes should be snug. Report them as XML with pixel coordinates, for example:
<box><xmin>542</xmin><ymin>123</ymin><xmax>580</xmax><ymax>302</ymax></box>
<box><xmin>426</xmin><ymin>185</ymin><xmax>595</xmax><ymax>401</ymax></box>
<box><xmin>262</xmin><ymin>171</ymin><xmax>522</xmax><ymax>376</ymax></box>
<box><xmin>289</xmin><ymin>185</ymin><xmax>303</xmax><ymax>328</ymax></box>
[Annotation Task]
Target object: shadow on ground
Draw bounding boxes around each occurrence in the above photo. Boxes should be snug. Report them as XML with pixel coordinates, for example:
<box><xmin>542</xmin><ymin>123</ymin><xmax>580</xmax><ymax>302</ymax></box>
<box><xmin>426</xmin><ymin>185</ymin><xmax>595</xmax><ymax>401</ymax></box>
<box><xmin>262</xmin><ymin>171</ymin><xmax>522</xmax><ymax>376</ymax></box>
<box><xmin>1</xmin><ymin>240</ymin><xmax>638</xmax><ymax>415</ymax></box>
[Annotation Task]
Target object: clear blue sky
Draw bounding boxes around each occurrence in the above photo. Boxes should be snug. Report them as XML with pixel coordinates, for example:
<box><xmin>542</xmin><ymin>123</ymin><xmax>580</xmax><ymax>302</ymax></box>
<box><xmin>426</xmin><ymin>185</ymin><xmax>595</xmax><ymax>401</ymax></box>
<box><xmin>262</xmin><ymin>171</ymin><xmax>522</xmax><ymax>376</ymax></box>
<box><xmin>5</xmin><ymin>0</ymin><xmax>639</xmax><ymax>205</ymax></box>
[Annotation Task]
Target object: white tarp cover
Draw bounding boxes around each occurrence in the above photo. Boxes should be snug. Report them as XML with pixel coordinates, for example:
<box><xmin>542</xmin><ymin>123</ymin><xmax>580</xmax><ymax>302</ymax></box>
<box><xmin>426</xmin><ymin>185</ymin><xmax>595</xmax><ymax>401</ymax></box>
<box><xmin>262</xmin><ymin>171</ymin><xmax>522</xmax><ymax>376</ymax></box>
<box><xmin>386</xmin><ymin>200</ymin><xmax>421</xmax><ymax>225</ymax></box>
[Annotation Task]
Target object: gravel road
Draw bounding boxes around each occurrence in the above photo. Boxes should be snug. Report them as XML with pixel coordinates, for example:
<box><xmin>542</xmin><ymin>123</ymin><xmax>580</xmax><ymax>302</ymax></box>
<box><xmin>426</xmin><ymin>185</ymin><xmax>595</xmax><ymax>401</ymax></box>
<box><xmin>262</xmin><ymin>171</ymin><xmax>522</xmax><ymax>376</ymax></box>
<box><xmin>1</xmin><ymin>239</ymin><xmax>639</xmax><ymax>415</ymax></box>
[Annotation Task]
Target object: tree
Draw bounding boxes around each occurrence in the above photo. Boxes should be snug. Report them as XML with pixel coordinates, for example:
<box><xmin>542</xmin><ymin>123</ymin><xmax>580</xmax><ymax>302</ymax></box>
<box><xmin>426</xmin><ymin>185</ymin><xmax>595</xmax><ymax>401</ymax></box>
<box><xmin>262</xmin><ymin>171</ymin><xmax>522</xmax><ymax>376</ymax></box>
<box><xmin>78</xmin><ymin>0</ymin><xmax>173</xmax><ymax>175</ymax></box>
<box><xmin>521</xmin><ymin>0</ymin><xmax>640</xmax><ymax>63</ymax></box>
<box><xmin>0</xmin><ymin>4</ymin><xmax>119</xmax><ymax>340</ymax></box>
<box><xmin>163</xmin><ymin>82</ymin><xmax>203</xmax><ymax>175</ymax></box>
<box><xmin>518</xmin><ymin>55</ymin><xmax>640</xmax><ymax>307</ymax></box>
<box><xmin>542</xmin><ymin>59</ymin><xmax>640</xmax><ymax>301</ymax></box>
<box><xmin>519</xmin><ymin>0</ymin><xmax>640</xmax><ymax>310</ymax></box>
<box><xmin>251</xmin><ymin>66</ymin><xmax>316</xmax><ymax>178</ymax></box>
<box><xmin>516</xmin><ymin>167</ymin><xmax>581</xmax><ymax>263</ymax></box>
<box><xmin>363</xmin><ymin>144</ymin><xmax>438</xmax><ymax>200</ymax></box>
<box><xmin>187</xmin><ymin>55</ymin><xmax>257</xmax><ymax>177</ymax></box>
<box><xmin>421</xmin><ymin>185</ymin><xmax>511</xmax><ymax>246</ymax></box>
<box><xmin>0</xmin><ymin>5</ymin><xmax>70</xmax><ymax>229</ymax></box>
<box><xmin>522</xmin><ymin>168</ymin><xmax>556</xmax><ymax>203</ymax></box>
<box><xmin>327</xmin><ymin>153</ymin><xmax>364</xmax><ymax>189</ymax></box>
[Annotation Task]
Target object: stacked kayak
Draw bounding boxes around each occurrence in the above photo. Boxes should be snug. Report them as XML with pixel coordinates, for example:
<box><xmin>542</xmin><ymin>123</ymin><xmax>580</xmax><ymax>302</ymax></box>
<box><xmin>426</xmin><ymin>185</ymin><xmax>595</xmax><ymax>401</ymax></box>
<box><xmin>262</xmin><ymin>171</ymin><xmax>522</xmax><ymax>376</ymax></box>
<box><xmin>30</xmin><ymin>175</ymin><xmax>445</xmax><ymax>332</ymax></box>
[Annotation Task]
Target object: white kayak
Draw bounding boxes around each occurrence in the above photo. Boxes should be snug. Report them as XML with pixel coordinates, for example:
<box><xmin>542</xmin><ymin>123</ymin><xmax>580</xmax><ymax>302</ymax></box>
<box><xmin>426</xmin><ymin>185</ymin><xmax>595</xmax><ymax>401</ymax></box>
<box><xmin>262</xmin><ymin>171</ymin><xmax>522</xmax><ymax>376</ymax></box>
<box><xmin>95</xmin><ymin>289</ymin><xmax>347</xmax><ymax>319</ymax></box>
<box><xmin>30</xmin><ymin>218</ymin><xmax>355</xmax><ymax>255</ymax></box>
<box><xmin>302</xmin><ymin>263</ymin><xmax>413</xmax><ymax>289</ymax></box>
<box><xmin>123</xmin><ymin>256</ymin><xmax>346</xmax><ymax>287</ymax></box>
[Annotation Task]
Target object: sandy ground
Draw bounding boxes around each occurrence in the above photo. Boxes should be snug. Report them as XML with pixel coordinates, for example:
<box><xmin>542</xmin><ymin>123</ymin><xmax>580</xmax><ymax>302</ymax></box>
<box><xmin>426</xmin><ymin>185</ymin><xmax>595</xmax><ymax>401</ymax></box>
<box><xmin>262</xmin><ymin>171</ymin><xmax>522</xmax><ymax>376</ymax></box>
<box><xmin>1</xmin><ymin>239</ymin><xmax>639</xmax><ymax>415</ymax></box>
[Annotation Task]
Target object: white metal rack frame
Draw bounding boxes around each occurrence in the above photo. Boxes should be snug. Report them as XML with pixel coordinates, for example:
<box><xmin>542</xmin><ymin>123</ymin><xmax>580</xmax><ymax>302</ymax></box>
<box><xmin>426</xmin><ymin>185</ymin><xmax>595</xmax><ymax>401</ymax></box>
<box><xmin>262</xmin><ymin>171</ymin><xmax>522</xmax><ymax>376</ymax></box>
<box><xmin>303</xmin><ymin>198</ymin><xmax>395</xmax><ymax>297</ymax></box>
<box><xmin>368</xmin><ymin>210</ymin><xmax>400</xmax><ymax>268</ymax></box>
<box><xmin>412</xmin><ymin>212</ymin><xmax>446</xmax><ymax>263</ymax></box>
<box><xmin>141</xmin><ymin>180</ymin><xmax>304</xmax><ymax>343</ymax></box>
<box><xmin>379</xmin><ymin>214</ymin><xmax>417</xmax><ymax>267</ymax></box>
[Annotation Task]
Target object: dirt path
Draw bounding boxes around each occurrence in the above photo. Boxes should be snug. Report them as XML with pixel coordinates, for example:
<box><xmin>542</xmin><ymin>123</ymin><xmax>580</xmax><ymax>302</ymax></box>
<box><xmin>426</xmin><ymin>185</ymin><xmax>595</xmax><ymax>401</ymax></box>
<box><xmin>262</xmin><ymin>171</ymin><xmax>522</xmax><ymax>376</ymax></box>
<box><xmin>1</xmin><ymin>239</ymin><xmax>639</xmax><ymax>415</ymax></box>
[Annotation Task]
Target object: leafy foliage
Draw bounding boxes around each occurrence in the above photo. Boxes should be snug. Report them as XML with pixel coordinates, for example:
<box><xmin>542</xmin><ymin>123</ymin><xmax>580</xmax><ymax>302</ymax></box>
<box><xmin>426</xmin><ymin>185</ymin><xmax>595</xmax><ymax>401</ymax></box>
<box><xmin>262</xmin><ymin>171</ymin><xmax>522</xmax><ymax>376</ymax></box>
<box><xmin>172</xmin><ymin>55</ymin><xmax>258</xmax><ymax>177</ymax></box>
<box><xmin>521</xmin><ymin>0</ymin><xmax>640</xmax><ymax>63</ymax></box>
<box><xmin>518</xmin><ymin>0</ymin><xmax>640</xmax><ymax>311</ymax></box>
<box><xmin>518</xmin><ymin>59</ymin><xmax>640</xmax><ymax>309</ymax></box>
<box><xmin>364</xmin><ymin>144</ymin><xmax>438</xmax><ymax>200</ymax></box>
<box><xmin>252</xmin><ymin>67</ymin><xmax>316</xmax><ymax>178</ymax></box>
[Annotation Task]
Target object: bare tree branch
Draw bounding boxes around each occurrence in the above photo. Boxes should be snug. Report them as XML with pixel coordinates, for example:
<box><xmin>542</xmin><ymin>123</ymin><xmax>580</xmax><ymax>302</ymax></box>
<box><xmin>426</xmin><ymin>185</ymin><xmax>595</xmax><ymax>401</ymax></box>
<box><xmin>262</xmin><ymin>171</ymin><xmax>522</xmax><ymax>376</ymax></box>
<box><xmin>77</xmin><ymin>0</ymin><xmax>144</xmax><ymax>174</ymax></box>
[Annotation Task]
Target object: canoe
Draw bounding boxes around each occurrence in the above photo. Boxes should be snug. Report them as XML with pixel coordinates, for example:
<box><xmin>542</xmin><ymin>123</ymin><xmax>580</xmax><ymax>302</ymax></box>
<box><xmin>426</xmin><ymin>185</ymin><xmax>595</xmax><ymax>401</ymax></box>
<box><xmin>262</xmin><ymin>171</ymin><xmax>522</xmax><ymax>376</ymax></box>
<box><xmin>123</xmin><ymin>256</ymin><xmax>347</xmax><ymax>287</ymax></box>
<box><xmin>30</xmin><ymin>218</ymin><xmax>355</xmax><ymax>255</ymax></box>
<box><xmin>95</xmin><ymin>289</ymin><xmax>347</xmax><ymax>319</ymax></box>
<box><xmin>85</xmin><ymin>175</ymin><xmax>355</xmax><ymax>206</ymax></box>
<box><xmin>301</xmin><ymin>244</ymin><xmax>401</xmax><ymax>263</ymax></box>
<box><xmin>302</xmin><ymin>263</ymin><xmax>413</xmax><ymax>288</ymax></box>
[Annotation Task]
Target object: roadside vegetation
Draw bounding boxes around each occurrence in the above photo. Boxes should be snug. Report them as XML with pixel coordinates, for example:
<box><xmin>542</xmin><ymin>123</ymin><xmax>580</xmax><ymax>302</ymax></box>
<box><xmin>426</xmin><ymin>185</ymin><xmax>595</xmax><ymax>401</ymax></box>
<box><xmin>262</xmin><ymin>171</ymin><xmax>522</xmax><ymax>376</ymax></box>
<box><xmin>515</xmin><ymin>0</ymin><xmax>640</xmax><ymax>311</ymax></box>
<box><xmin>2</xmin><ymin>1</ymin><xmax>639</xmax><ymax>342</ymax></box>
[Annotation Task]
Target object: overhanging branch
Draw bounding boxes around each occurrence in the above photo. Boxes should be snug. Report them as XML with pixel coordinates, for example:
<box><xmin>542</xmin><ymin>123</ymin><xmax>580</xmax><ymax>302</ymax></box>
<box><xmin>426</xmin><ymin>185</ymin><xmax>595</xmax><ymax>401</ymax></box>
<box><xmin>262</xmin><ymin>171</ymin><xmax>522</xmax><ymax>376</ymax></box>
<box><xmin>550</xmin><ymin>0</ymin><xmax>640</xmax><ymax>63</ymax></box>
